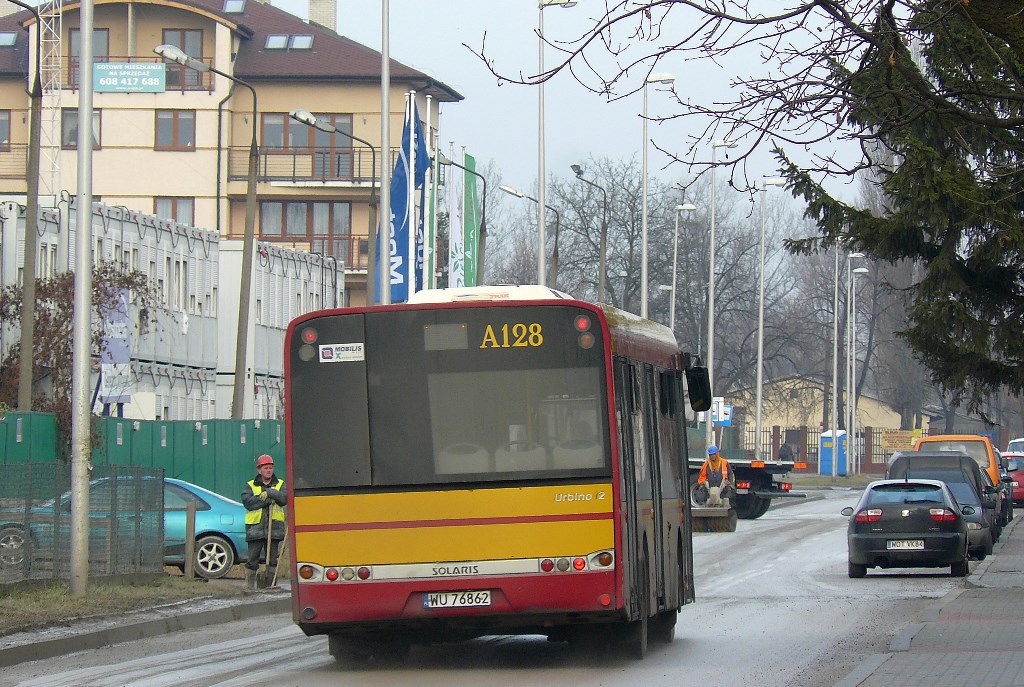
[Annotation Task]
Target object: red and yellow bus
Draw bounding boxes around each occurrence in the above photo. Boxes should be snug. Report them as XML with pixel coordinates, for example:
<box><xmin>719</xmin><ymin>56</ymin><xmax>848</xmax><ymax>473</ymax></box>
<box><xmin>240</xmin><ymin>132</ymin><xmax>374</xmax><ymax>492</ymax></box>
<box><xmin>284</xmin><ymin>285</ymin><xmax>711</xmax><ymax>661</ymax></box>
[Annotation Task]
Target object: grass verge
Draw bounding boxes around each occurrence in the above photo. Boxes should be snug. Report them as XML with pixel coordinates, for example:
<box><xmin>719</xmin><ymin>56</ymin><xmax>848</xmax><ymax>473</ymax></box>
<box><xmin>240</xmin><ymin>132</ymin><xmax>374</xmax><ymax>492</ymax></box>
<box><xmin>0</xmin><ymin>571</ymin><xmax>250</xmax><ymax>637</ymax></box>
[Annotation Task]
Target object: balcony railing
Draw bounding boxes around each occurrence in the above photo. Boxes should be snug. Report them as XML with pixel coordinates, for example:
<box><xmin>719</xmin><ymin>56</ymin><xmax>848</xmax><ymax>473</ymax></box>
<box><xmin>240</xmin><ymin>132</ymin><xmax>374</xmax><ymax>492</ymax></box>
<box><xmin>65</xmin><ymin>56</ymin><xmax>213</xmax><ymax>91</ymax></box>
<box><xmin>228</xmin><ymin>145</ymin><xmax>399</xmax><ymax>184</ymax></box>
<box><xmin>0</xmin><ymin>145</ymin><xmax>28</xmax><ymax>180</ymax></box>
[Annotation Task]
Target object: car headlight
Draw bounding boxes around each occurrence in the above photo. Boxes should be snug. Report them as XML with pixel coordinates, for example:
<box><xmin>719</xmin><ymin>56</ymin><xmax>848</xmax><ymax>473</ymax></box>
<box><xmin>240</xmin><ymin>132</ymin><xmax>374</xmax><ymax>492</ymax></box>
<box><xmin>966</xmin><ymin>522</ymin><xmax>982</xmax><ymax>530</ymax></box>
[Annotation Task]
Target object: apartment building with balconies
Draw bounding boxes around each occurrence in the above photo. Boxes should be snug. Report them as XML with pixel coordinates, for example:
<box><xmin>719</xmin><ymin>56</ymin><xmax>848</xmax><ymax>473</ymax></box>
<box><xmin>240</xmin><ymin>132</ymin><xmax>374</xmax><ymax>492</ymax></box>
<box><xmin>0</xmin><ymin>0</ymin><xmax>462</xmax><ymax>307</ymax></box>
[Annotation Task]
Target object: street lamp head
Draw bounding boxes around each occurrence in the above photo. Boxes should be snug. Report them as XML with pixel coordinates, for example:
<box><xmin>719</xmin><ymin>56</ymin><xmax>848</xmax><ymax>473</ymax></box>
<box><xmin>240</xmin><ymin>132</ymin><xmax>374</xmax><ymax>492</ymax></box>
<box><xmin>712</xmin><ymin>139</ymin><xmax>739</xmax><ymax>149</ymax></box>
<box><xmin>658</xmin><ymin>285</ymin><xmax>672</xmax><ymax>292</ymax></box>
<box><xmin>852</xmin><ymin>267</ymin><xmax>870</xmax><ymax>275</ymax></box>
<box><xmin>848</xmin><ymin>251</ymin><xmax>865</xmax><ymax>259</ymax></box>
<box><xmin>436</xmin><ymin>151</ymin><xmax>455</xmax><ymax>166</ymax></box>
<box><xmin>678</xmin><ymin>203</ymin><xmax>697</xmax><ymax>212</ymax></box>
<box><xmin>763</xmin><ymin>177</ymin><xmax>786</xmax><ymax>189</ymax></box>
<box><xmin>646</xmin><ymin>72</ymin><xmax>676</xmax><ymax>85</ymax></box>
<box><xmin>570</xmin><ymin>163</ymin><xmax>584</xmax><ymax>177</ymax></box>
<box><xmin>289</xmin><ymin>109</ymin><xmax>334</xmax><ymax>133</ymax></box>
<box><xmin>499</xmin><ymin>185</ymin><xmax>525</xmax><ymax>199</ymax></box>
<box><xmin>540</xmin><ymin>0</ymin><xmax>577</xmax><ymax>7</ymax></box>
<box><xmin>154</xmin><ymin>44</ymin><xmax>208</xmax><ymax>72</ymax></box>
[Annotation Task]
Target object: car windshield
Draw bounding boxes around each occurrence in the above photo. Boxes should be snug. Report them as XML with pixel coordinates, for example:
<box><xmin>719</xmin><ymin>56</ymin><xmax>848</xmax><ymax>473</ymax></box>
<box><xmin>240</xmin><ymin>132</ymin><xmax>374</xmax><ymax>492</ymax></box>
<box><xmin>1007</xmin><ymin>458</ymin><xmax>1024</xmax><ymax>471</ymax></box>
<box><xmin>1008</xmin><ymin>440</ymin><xmax>1024</xmax><ymax>453</ymax></box>
<box><xmin>865</xmin><ymin>483</ymin><xmax>944</xmax><ymax>506</ymax></box>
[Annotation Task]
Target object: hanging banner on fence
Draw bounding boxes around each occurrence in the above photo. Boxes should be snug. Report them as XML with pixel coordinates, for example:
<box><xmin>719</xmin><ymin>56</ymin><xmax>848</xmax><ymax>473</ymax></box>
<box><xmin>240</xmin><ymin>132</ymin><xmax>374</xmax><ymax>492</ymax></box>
<box><xmin>880</xmin><ymin>429</ymin><xmax>920</xmax><ymax>450</ymax></box>
<box><xmin>99</xmin><ymin>289</ymin><xmax>132</xmax><ymax>404</ymax></box>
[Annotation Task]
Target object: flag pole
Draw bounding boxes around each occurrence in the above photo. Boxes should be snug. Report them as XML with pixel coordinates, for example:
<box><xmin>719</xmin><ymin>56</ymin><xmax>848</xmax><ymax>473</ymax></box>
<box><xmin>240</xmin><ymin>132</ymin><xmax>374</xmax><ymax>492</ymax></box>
<box><xmin>424</xmin><ymin>94</ymin><xmax>434</xmax><ymax>289</ymax></box>
<box><xmin>406</xmin><ymin>92</ymin><xmax>416</xmax><ymax>297</ymax></box>
<box><xmin>379</xmin><ymin>0</ymin><xmax>391</xmax><ymax>305</ymax></box>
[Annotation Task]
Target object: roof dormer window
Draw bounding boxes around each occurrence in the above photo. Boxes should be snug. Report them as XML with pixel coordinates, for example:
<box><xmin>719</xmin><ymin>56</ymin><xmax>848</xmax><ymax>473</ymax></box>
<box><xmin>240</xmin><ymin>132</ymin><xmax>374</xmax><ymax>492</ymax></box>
<box><xmin>222</xmin><ymin>0</ymin><xmax>245</xmax><ymax>12</ymax></box>
<box><xmin>265</xmin><ymin>34</ymin><xmax>288</xmax><ymax>49</ymax></box>
<box><xmin>0</xmin><ymin>32</ymin><xmax>18</xmax><ymax>47</ymax></box>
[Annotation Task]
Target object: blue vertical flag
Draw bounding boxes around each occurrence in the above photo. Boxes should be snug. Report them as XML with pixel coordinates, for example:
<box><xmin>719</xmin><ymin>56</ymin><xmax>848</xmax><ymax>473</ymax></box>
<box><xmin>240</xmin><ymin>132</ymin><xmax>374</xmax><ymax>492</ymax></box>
<box><xmin>376</xmin><ymin>98</ymin><xmax>431</xmax><ymax>303</ymax></box>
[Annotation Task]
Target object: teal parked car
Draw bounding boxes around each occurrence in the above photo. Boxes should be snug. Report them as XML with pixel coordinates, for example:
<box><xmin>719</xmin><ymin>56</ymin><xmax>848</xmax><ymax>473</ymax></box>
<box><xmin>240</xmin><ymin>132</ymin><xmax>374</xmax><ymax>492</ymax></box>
<box><xmin>0</xmin><ymin>477</ymin><xmax>248</xmax><ymax>580</ymax></box>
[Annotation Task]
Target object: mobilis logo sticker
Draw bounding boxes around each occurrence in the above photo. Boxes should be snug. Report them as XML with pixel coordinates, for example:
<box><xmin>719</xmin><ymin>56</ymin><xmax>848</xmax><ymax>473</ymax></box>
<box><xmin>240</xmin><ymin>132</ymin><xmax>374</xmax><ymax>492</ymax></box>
<box><xmin>319</xmin><ymin>343</ymin><xmax>365</xmax><ymax>363</ymax></box>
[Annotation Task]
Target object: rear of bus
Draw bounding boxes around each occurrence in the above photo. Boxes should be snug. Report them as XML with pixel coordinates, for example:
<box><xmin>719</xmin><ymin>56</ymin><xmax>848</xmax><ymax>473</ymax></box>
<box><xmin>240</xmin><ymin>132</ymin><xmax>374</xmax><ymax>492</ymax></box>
<box><xmin>285</xmin><ymin>295</ymin><xmax>623</xmax><ymax>647</ymax></box>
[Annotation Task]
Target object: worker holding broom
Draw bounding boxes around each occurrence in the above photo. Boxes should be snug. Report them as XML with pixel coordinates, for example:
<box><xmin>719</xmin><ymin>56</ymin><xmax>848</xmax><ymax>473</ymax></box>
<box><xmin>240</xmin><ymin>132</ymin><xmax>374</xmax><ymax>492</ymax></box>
<box><xmin>242</xmin><ymin>454</ymin><xmax>287</xmax><ymax>590</ymax></box>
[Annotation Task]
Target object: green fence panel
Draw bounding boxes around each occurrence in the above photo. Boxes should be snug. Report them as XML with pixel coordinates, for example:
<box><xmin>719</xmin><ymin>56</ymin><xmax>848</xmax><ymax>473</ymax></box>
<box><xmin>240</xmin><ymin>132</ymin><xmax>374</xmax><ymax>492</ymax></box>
<box><xmin>151</xmin><ymin>422</ymin><xmax>176</xmax><ymax>480</ymax></box>
<box><xmin>1</xmin><ymin>412</ymin><xmax>58</xmax><ymax>464</ymax></box>
<box><xmin>131</xmin><ymin>420</ymin><xmax>155</xmax><ymax>468</ymax></box>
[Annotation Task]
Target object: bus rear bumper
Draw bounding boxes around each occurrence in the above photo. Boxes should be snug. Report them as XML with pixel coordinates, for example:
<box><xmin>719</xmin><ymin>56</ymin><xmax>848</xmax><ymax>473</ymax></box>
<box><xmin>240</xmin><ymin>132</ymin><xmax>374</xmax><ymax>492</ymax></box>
<box><xmin>294</xmin><ymin>570</ymin><xmax>622</xmax><ymax>640</ymax></box>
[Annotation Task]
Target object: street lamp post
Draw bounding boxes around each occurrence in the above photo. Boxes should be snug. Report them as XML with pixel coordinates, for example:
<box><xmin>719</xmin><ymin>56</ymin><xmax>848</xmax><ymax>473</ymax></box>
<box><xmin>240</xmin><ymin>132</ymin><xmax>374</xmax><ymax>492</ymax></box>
<box><xmin>754</xmin><ymin>178</ymin><xmax>785</xmax><ymax>459</ymax></box>
<box><xmin>538</xmin><ymin>0</ymin><xmax>577</xmax><ymax>286</ymax></box>
<box><xmin>570</xmin><ymin>163</ymin><xmax>609</xmax><ymax>302</ymax></box>
<box><xmin>289</xmin><ymin>109</ymin><xmax>377</xmax><ymax>286</ymax></box>
<box><xmin>11</xmin><ymin>0</ymin><xmax>42</xmax><ymax>411</ymax></box>
<box><xmin>640</xmin><ymin>72</ymin><xmax>675</xmax><ymax>319</ymax></box>
<box><xmin>849</xmin><ymin>261</ymin><xmax>868</xmax><ymax>472</ymax></box>
<box><xmin>668</xmin><ymin>203</ymin><xmax>696</xmax><ymax>330</ymax></box>
<box><xmin>439</xmin><ymin>152</ymin><xmax>489</xmax><ymax>283</ymax></box>
<box><xmin>706</xmin><ymin>139</ymin><xmax>738</xmax><ymax>448</ymax></box>
<box><xmin>500</xmin><ymin>184</ymin><xmax>559</xmax><ymax>286</ymax></box>
<box><xmin>156</xmin><ymin>44</ymin><xmax>258</xmax><ymax>419</ymax></box>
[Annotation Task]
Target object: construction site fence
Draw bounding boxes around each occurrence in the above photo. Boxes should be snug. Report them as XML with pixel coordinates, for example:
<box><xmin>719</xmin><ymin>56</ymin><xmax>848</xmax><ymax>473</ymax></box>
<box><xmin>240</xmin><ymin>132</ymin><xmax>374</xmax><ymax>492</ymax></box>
<box><xmin>0</xmin><ymin>412</ymin><xmax>285</xmax><ymax>502</ymax></box>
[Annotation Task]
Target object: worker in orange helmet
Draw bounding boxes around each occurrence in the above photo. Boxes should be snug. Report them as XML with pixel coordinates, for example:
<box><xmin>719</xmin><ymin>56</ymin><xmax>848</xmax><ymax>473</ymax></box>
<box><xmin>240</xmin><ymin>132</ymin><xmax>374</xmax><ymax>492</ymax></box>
<box><xmin>694</xmin><ymin>445</ymin><xmax>735</xmax><ymax>506</ymax></box>
<box><xmin>241</xmin><ymin>454</ymin><xmax>286</xmax><ymax>590</ymax></box>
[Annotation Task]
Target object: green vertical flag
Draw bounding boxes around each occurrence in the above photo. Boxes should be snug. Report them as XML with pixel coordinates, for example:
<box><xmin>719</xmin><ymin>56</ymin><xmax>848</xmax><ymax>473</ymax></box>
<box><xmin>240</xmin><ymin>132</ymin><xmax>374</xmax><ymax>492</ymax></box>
<box><xmin>463</xmin><ymin>152</ymin><xmax>479</xmax><ymax>286</ymax></box>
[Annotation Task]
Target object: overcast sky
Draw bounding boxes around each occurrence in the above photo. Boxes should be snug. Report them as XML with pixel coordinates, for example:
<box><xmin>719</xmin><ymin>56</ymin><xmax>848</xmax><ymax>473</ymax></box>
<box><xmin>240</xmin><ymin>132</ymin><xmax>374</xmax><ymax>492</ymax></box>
<box><xmin>273</xmin><ymin>0</ymin><xmax>860</xmax><ymax>203</ymax></box>
<box><xmin>272</xmin><ymin>1</ymin><xmax>747</xmax><ymax>191</ymax></box>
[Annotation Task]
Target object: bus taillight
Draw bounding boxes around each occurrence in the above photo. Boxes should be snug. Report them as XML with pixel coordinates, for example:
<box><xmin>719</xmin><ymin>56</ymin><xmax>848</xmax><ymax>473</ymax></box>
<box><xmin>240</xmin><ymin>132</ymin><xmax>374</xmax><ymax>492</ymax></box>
<box><xmin>780</xmin><ymin>482</ymin><xmax>793</xmax><ymax>491</ymax></box>
<box><xmin>325</xmin><ymin>568</ymin><xmax>340</xmax><ymax>581</ymax></box>
<box><xmin>573</xmin><ymin>315</ymin><xmax>591</xmax><ymax>332</ymax></box>
<box><xmin>541</xmin><ymin>559</ymin><xmax>555</xmax><ymax>572</ymax></box>
<box><xmin>573</xmin><ymin>557</ymin><xmax>586</xmax><ymax>571</ymax></box>
<box><xmin>357</xmin><ymin>566</ymin><xmax>372</xmax><ymax>580</ymax></box>
<box><xmin>299</xmin><ymin>565</ymin><xmax>316</xmax><ymax>580</ymax></box>
<box><xmin>593</xmin><ymin>551</ymin><xmax>614</xmax><ymax>567</ymax></box>
<box><xmin>301</xmin><ymin>327</ymin><xmax>318</xmax><ymax>344</ymax></box>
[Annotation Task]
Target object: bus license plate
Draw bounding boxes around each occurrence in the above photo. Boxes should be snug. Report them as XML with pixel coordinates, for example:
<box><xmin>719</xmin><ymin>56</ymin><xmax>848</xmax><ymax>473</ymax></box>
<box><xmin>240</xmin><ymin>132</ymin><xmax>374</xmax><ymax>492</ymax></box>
<box><xmin>887</xmin><ymin>539</ymin><xmax>924</xmax><ymax>550</ymax></box>
<box><xmin>423</xmin><ymin>590</ymin><xmax>491</xmax><ymax>609</ymax></box>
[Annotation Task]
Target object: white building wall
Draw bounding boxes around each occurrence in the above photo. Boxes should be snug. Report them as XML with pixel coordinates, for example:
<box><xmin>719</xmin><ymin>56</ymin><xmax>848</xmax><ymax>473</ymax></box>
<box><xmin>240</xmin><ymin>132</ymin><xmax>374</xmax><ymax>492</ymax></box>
<box><xmin>0</xmin><ymin>200</ymin><xmax>343</xmax><ymax>421</ymax></box>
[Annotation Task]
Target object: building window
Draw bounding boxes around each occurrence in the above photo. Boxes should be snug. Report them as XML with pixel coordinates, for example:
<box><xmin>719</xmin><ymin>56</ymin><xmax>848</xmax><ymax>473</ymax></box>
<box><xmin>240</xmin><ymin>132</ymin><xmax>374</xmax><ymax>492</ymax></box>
<box><xmin>0</xmin><ymin>32</ymin><xmax>18</xmax><ymax>47</ymax></box>
<box><xmin>265</xmin><ymin>34</ymin><xmax>288</xmax><ymax>49</ymax></box>
<box><xmin>259</xmin><ymin>201</ymin><xmax>354</xmax><ymax>263</ymax></box>
<box><xmin>155</xmin><ymin>110</ymin><xmax>196</xmax><ymax>150</ymax></box>
<box><xmin>61</xmin><ymin>108</ymin><xmax>101</xmax><ymax>149</ymax></box>
<box><xmin>0</xmin><ymin>110</ymin><xmax>9</xmax><ymax>149</ymax></box>
<box><xmin>223</xmin><ymin>0</ymin><xmax>245</xmax><ymax>12</ymax></box>
<box><xmin>162</xmin><ymin>29</ymin><xmax>203</xmax><ymax>88</ymax></box>
<box><xmin>70</xmin><ymin>28</ymin><xmax>109</xmax><ymax>61</ymax></box>
<box><xmin>154</xmin><ymin>197</ymin><xmax>195</xmax><ymax>225</ymax></box>
<box><xmin>289</xmin><ymin>35</ymin><xmax>313</xmax><ymax>49</ymax></box>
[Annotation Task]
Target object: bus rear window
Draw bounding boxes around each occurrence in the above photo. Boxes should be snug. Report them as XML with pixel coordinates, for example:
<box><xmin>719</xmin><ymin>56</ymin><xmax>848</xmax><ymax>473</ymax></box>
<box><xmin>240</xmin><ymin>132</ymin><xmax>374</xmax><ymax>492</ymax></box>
<box><xmin>288</xmin><ymin>305</ymin><xmax>610</xmax><ymax>489</ymax></box>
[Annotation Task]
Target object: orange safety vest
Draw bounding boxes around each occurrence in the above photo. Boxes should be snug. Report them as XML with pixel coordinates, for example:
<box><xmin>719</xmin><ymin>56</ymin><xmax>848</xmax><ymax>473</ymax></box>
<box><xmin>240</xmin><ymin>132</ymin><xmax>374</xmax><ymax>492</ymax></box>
<box><xmin>698</xmin><ymin>458</ymin><xmax>730</xmax><ymax>487</ymax></box>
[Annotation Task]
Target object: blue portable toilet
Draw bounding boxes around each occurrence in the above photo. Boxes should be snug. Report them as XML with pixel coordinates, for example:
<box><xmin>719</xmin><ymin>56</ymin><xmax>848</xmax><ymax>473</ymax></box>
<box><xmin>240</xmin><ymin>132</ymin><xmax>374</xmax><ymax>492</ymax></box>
<box><xmin>819</xmin><ymin>430</ymin><xmax>848</xmax><ymax>476</ymax></box>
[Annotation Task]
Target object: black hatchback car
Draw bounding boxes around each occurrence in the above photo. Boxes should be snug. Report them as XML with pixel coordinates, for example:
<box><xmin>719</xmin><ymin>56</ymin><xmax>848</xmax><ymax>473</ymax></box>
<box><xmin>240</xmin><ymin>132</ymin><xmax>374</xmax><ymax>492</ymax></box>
<box><xmin>842</xmin><ymin>479</ymin><xmax>973</xmax><ymax>578</ymax></box>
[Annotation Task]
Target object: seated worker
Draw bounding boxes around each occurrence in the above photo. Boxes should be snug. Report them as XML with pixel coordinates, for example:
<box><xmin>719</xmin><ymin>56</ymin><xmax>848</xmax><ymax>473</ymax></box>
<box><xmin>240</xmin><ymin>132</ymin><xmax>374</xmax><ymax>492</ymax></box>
<box><xmin>694</xmin><ymin>445</ymin><xmax>735</xmax><ymax>506</ymax></box>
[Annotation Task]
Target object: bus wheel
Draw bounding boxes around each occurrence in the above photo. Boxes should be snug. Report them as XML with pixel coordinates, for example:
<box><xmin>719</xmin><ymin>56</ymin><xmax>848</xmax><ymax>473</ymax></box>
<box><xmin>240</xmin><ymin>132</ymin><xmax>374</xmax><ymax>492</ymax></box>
<box><xmin>650</xmin><ymin>609</ymin><xmax>676</xmax><ymax>643</ymax></box>
<box><xmin>622</xmin><ymin>557</ymin><xmax>650</xmax><ymax>659</ymax></box>
<box><xmin>328</xmin><ymin>635</ymin><xmax>409</xmax><ymax>665</ymax></box>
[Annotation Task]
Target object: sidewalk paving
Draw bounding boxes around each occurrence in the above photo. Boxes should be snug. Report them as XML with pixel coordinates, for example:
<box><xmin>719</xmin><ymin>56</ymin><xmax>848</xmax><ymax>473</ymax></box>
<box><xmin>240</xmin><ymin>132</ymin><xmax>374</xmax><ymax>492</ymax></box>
<box><xmin>835</xmin><ymin>513</ymin><xmax>1024</xmax><ymax>687</ymax></box>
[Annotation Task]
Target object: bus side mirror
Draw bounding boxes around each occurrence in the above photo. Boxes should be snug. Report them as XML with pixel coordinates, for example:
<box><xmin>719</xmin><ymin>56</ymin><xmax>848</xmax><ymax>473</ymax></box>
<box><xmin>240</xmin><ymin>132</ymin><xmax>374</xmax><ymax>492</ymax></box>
<box><xmin>685</xmin><ymin>365</ymin><xmax>712</xmax><ymax>412</ymax></box>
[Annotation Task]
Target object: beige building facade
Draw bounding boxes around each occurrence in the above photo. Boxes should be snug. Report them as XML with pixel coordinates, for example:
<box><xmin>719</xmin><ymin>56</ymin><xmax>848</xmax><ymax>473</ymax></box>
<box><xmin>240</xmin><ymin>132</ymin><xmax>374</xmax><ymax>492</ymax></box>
<box><xmin>0</xmin><ymin>0</ymin><xmax>462</xmax><ymax>306</ymax></box>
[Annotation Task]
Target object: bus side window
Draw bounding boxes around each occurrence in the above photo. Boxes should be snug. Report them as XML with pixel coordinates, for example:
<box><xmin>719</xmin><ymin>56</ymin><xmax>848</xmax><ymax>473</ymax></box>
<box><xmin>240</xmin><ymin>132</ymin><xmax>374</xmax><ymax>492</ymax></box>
<box><xmin>658</xmin><ymin>370</ymin><xmax>676</xmax><ymax>417</ymax></box>
<box><xmin>630</xmin><ymin>365</ymin><xmax>642</xmax><ymax>416</ymax></box>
